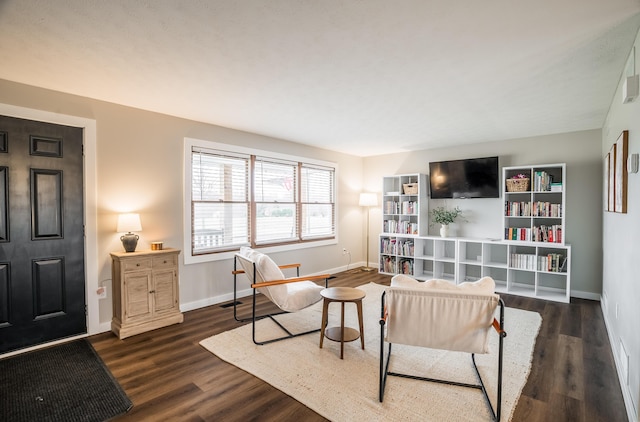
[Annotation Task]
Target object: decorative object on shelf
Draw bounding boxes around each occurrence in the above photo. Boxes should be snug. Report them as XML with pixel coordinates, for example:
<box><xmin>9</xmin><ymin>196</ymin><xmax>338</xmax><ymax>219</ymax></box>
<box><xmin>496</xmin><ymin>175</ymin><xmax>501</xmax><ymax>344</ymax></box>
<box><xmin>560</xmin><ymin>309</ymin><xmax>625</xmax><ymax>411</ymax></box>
<box><xmin>151</xmin><ymin>241</ymin><xmax>163</xmax><ymax>250</ymax></box>
<box><xmin>359</xmin><ymin>192</ymin><xmax>378</xmax><ymax>271</ymax></box>
<box><xmin>116</xmin><ymin>213</ymin><xmax>142</xmax><ymax>252</ymax></box>
<box><xmin>429</xmin><ymin>206</ymin><xmax>464</xmax><ymax>238</ymax></box>
<box><xmin>402</xmin><ymin>183</ymin><xmax>418</xmax><ymax>194</ymax></box>
<box><xmin>506</xmin><ymin>174</ymin><xmax>529</xmax><ymax>192</ymax></box>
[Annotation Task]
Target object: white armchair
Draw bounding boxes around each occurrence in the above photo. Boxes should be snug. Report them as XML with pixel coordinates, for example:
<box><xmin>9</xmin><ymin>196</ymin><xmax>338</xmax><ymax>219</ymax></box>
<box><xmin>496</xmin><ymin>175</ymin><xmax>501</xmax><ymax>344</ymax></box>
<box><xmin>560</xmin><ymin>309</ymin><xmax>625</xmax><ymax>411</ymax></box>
<box><xmin>379</xmin><ymin>275</ymin><xmax>507</xmax><ymax>421</ymax></box>
<box><xmin>233</xmin><ymin>247</ymin><xmax>331</xmax><ymax>345</ymax></box>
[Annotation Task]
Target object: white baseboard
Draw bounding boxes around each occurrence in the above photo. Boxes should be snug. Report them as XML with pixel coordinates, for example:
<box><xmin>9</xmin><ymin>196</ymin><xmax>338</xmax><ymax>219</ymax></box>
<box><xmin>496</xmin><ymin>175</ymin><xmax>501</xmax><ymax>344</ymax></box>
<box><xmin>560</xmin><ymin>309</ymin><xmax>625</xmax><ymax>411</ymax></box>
<box><xmin>570</xmin><ymin>289</ymin><xmax>601</xmax><ymax>301</ymax></box>
<box><xmin>601</xmin><ymin>298</ymin><xmax>638</xmax><ymax>422</ymax></box>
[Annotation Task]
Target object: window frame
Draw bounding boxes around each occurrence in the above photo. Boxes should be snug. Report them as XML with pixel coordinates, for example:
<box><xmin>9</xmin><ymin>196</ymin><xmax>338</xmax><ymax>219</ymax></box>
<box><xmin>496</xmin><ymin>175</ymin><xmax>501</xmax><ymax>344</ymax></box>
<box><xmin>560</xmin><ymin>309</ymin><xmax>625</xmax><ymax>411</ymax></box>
<box><xmin>184</xmin><ymin>137</ymin><xmax>338</xmax><ymax>264</ymax></box>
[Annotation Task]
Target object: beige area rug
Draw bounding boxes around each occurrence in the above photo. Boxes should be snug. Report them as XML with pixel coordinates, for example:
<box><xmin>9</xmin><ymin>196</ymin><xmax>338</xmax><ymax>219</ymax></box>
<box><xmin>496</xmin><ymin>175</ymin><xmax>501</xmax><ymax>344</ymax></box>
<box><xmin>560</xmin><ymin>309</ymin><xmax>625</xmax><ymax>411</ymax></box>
<box><xmin>200</xmin><ymin>282</ymin><xmax>541</xmax><ymax>421</ymax></box>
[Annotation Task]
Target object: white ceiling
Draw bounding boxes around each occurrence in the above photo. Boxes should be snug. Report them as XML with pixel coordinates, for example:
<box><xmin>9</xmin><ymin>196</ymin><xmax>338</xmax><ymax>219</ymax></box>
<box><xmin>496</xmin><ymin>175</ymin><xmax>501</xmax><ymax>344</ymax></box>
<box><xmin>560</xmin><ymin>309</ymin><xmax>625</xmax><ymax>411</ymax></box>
<box><xmin>1</xmin><ymin>1</ymin><xmax>640</xmax><ymax>157</ymax></box>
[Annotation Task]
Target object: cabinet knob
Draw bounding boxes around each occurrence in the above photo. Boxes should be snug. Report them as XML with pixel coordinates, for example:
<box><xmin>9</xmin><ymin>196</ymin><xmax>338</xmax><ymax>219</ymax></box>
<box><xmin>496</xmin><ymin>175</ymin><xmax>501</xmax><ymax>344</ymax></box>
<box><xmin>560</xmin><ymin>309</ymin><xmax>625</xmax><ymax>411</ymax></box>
<box><xmin>136</xmin><ymin>263</ymin><xmax>140</xmax><ymax>267</ymax></box>
<box><xmin>149</xmin><ymin>290</ymin><xmax>155</xmax><ymax>294</ymax></box>
<box><xmin>163</xmin><ymin>260</ymin><xmax>167</xmax><ymax>264</ymax></box>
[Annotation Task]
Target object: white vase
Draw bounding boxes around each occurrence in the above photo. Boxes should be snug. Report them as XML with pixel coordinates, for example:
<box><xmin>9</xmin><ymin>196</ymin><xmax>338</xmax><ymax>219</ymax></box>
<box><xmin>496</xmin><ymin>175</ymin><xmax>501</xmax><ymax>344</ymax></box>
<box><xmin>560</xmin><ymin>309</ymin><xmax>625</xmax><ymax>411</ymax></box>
<box><xmin>440</xmin><ymin>224</ymin><xmax>449</xmax><ymax>238</ymax></box>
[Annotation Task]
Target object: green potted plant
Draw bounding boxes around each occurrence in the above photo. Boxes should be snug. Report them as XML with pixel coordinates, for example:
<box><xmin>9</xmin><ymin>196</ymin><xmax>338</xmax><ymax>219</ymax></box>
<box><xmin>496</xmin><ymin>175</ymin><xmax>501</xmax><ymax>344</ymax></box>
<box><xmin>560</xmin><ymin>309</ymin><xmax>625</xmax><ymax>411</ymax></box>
<box><xmin>429</xmin><ymin>206</ymin><xmax>464</xmax><ymax>237</ymax></box>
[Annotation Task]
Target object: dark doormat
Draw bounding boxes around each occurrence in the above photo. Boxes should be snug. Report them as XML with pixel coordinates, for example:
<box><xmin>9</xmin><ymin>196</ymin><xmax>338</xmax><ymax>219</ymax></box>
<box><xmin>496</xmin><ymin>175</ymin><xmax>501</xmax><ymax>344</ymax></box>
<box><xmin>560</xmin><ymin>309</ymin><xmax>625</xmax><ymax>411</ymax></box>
<box><xmin>0</xmin><ymin>339</ymin><xmax>132</xmax><ymax>422</ymax></box>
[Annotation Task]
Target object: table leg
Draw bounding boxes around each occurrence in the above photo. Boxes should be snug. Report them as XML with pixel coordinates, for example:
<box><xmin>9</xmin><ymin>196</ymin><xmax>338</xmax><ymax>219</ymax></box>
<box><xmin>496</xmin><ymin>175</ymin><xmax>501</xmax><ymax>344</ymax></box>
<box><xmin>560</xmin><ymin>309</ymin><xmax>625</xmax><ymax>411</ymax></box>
<box><xmin>319</xmin><ymin>298</ymin><xmax>330</xmax><ymax>349</ymax></box>
<box><xmin>340</xmin><ymin>302</ymin><xmax>345</xmax><ymax>359</ymax></box>
<box><xmin>356</xmin><ymin>299</ymin><xmax>365</xmax><ymax>349</ymax></box>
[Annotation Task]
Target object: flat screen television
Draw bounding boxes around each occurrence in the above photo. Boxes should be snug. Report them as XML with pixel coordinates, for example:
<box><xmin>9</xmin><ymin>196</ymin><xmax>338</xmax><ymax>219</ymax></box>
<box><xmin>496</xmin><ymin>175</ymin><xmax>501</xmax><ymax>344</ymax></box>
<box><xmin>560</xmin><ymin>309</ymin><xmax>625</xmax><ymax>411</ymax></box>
<box><xmin>429</xmin><ymin>156</ymin><xmax>500</xmax><ymax>199</ymax></box>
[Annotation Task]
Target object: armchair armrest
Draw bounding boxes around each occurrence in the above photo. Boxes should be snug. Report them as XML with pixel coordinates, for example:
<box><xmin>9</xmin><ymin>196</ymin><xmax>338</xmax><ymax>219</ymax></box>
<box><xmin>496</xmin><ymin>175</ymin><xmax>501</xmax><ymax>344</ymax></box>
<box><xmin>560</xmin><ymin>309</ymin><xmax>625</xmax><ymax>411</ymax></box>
<box><xmin>251</xmin><ymin>273</ymin><xmax>331</xmax><ymax>289</ymax></box>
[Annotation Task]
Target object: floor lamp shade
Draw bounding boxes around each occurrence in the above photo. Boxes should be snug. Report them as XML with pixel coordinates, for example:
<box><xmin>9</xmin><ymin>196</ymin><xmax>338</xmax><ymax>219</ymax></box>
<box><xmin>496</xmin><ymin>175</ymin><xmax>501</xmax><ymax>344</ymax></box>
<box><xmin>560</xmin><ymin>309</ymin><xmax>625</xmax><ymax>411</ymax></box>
<box><xmin>117</xmin><ymin>213</ymin><xmax>142</xmax><ymax>252</ymax></box>
<box><xmin>359</xmin><ymin>193</ymin><xmax>378</xmax><ymax>207</ymax></box>
<box><xmin>359</xmin><ymin>193</ymin><xmax>377</xmax><ymax>271</ymax></box>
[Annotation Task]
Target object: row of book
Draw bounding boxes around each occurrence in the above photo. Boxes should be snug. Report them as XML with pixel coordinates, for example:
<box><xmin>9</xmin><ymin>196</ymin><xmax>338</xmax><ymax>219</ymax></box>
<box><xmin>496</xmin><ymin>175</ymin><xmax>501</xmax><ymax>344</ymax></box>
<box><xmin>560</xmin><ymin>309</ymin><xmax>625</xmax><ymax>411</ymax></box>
<box><xmin>510</xmin><ymin>253</ymin><xmax>567</xmax><ymax>272</ymax></box>
<box><xmin>383</xmin><ymin>220</ymin><xmax>419</xmax><ymax>235</ymax></box>
<box><xmin>532</xmin><ymin>225</ymin><xmax>562</xmax><ymax>243</ymax></box>
<box><xmin>505</xmin><ymin>201</ymin><xmax>563</xmax><ymax>217</ymax></box>
<box><xmin>381</xmin><ymin>256</ymin><xmax>397</xmax><ymax>273</ymax></box>
<box><xmin>380</xmin><ymin>238</ymin><xmax>397</xmax><ymax>254</ymax></box>
<box><xmin>533</xmin><ymin>171</ymin><xmax>551</xmax><ymax>191</ymax></box>
<box><xmin>399</xmin><ymin>259</ymin><xmax>413</xmax><ymax>275</ymax></box>
<box><xmin>383</xmin><ymin>201</ymin><xmax>418</xmax><ymax>215</ymax></box>
<box><xmin>380</xmin><ymin>238</ymin><xmax>415</xmax><ymax>256</ymax></box>
<box><xmin>505</xmin><ymin>225</ymin><xmax>562</xmax><ymax>243</ymax></box>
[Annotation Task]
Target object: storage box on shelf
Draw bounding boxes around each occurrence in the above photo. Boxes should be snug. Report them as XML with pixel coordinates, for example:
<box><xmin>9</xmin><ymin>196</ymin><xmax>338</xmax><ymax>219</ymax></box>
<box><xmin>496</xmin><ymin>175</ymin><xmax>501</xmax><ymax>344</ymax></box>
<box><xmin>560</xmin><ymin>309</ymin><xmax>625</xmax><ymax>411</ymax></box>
<box><xmin>503</xmin><ymin>163</ymin><xmax>565</xmax><ymax>244</ymax></box>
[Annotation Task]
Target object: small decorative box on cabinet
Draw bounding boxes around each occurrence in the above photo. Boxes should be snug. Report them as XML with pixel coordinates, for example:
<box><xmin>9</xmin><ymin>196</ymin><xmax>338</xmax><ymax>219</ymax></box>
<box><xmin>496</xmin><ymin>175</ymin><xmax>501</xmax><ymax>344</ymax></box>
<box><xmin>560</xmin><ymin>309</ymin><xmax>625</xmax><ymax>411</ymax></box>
<box><xmin>110</xmin><ymin>248</ymin><xmax>183</xmax><ymax>339</ymax></box>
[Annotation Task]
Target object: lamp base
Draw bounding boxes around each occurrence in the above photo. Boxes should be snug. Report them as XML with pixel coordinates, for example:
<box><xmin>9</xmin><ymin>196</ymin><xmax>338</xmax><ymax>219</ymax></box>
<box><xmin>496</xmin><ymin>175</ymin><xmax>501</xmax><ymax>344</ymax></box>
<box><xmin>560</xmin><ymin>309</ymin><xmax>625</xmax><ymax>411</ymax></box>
<box><xmin>120</xmin><ymin>232</ymin><xmax>139</xmax><ymax>253</ymax></box>
<box><xmin>361</xmin><ymin>266</ymin><xmax>376</xmax><ymax>272</ymax></box>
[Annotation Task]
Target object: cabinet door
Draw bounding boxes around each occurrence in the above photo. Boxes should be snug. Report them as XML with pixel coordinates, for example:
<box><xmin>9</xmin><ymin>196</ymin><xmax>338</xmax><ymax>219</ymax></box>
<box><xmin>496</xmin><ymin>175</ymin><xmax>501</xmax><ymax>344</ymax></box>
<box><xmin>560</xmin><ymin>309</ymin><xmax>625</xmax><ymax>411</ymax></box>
<box><xmin>124</xmin><ymin>272</ymin><xmax>153</xmax><ymax>321</ymax></box>
<box><xmin>153</xmin><ymin>269</ymin><xmax>178</xmax><ymax>314</ymax></box>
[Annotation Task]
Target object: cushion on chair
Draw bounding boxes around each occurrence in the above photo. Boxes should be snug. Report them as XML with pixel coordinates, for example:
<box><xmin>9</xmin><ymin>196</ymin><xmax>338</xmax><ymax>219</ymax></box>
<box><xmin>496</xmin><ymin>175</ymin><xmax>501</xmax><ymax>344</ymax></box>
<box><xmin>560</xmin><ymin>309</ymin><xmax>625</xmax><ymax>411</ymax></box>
<box><xmin>237</xmin><ymin>247</ymin><xmax>323</xmax><ymax>312</ymax></box>
<box><xmin>390</xmin><ymin>274</ymin><xmax>495</xmax><ymax>293</ymax></box>
<box><xmin>385</xmin><ymin>275</ymin><xmax>499</xmax><ymax>354</ymax></box>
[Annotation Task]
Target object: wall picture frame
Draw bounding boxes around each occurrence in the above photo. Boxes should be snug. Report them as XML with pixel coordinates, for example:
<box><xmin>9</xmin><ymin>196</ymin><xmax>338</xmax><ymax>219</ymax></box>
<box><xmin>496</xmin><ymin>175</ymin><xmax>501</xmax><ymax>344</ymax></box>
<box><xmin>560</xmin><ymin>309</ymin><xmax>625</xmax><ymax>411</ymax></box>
<box><xmin>614</xmin><ymin>130</ymin><xmax>628</xmax><ymax>213</ymax></box>
<box><xmin>604</xmin><ymin>152</ymin><xmax>610</xmax><ymax>211</ymax></box>
<box><xmin>608</xmin><ymin>143</ymin><xmax>616</xmax><ymax>212</ymax></box>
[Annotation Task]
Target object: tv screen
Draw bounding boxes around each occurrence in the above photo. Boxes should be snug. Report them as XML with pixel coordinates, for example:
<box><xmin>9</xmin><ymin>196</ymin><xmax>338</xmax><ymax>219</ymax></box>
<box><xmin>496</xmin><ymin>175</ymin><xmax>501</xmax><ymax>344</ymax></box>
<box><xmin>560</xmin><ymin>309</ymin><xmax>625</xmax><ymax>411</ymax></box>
<box><xmin>429</xmin><ymin>156</ymin><xmax>499</xmax><ymax>199</ymax></box>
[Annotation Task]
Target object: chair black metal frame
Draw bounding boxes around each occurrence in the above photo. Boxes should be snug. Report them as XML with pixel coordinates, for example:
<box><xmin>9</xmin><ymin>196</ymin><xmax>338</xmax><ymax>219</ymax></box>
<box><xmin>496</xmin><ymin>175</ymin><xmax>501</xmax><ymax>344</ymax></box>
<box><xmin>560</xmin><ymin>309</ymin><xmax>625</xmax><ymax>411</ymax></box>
<box><xmin>232</xmin><ymin>254</ymin><xmax>330</xmax><ymax>345</ymax></box>
<box><xmin>379</xmin><ymin>291</ymin><xmax>507</xmax><ymax>421</ymax></box>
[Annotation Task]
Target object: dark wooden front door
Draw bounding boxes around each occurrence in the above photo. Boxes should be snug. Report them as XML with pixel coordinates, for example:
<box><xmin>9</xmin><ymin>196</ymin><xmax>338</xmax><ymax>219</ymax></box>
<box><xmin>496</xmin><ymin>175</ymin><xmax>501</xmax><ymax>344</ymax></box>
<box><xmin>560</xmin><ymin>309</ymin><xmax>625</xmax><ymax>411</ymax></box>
<box><xmin>0</xmin><ymin>115</ymin><xmax>86</xmax><ymax>353</ymax></box>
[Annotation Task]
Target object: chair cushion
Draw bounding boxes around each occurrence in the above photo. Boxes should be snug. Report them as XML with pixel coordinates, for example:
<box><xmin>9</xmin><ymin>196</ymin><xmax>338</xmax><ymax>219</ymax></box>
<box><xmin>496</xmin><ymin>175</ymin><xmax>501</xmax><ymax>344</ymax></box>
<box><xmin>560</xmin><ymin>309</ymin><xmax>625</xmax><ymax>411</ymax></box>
<box><xmin>390</xmin><ymin>274</ymin><xmax>495</xmax><ymax>293</ymax></box>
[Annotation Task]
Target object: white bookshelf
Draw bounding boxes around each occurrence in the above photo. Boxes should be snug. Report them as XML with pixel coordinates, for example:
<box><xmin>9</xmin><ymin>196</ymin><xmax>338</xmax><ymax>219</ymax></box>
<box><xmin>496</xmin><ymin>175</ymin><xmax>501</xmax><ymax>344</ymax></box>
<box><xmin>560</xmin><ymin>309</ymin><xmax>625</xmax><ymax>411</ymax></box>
<box><xmin>379</xmin><ymin>235</ymin><xmax>571</xmax><ymax>303</ymax></box>
<box><xmin>378</xmin><ymin>166</ymin><xmax>571</xmax><ymax>302</ymax></box>
<box><xmin>503</xmin><ymin>163</ymin><xmax>566</xmax><ymax>244</ymax></box>
<box><xmin>379</xmin><ymin>173</ymin><xmax>428</xmax><ymax>275</ymax></box>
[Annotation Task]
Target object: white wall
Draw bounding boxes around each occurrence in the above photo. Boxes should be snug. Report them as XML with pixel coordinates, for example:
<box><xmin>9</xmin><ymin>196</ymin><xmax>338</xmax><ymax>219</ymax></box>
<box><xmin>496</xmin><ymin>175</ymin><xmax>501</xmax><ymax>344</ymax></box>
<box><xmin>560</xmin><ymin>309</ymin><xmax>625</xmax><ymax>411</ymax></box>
<box><xmin>0</xmin><ymin>79</ymin><xmax>366</xmax><ymax>332</ymax></box>
<box><xmin>602</xmin><ymin>32</ymin><xmax>640</xmax><ymax>422</ymax></box>
<box><xmin>363</xmin><ymin>129</ymin><xmax>603</xmax><ymax>298</ymax></box>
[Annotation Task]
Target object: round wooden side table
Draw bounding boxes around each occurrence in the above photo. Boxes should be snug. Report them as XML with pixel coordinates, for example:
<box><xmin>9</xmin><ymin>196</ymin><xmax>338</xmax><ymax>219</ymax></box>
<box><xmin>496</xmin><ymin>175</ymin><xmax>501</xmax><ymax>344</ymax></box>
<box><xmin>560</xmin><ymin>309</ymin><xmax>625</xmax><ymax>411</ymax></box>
<box><xmin>319</xmin><ymin>286</ymin><xmax>366</xmax><ymax>359</ymax></box>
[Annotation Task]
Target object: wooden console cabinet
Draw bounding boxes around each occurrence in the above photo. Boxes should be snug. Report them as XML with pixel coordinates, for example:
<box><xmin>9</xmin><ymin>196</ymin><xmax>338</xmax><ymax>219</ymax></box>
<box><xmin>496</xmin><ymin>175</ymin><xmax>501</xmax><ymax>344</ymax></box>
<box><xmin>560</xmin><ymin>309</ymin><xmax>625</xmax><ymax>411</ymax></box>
<box><xmin>110</xmin><ymin>248</ymin><xmax>183</xmax><ymax>339</ymax></box>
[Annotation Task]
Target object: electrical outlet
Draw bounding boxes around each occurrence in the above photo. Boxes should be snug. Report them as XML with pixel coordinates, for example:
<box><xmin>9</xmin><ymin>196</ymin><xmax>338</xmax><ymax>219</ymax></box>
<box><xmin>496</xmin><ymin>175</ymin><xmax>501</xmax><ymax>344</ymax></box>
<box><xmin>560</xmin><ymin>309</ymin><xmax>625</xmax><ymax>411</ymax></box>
<box><xmin>97</xmin><ymin>286</ymin><xmax>107</xmax><ymax>299</ymax></box>
<box><xmin>342</xmin><ymin>248</ymin><xmax>349</xmax><ymax>255</ymax></box>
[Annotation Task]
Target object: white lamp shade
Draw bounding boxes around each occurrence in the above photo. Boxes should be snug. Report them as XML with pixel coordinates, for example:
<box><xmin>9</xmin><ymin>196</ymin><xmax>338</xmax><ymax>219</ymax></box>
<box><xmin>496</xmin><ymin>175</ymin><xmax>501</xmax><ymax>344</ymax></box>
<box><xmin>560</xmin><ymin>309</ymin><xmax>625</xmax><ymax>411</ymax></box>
<box><xmin>117</xmin><ymin>213</ymin><xmax>142</xmax><ymax>233</ymax></box>
<box><xmin>359</xmin><ymin>192</ymin><xmax>378</xmax><ymax>207</ymax></box>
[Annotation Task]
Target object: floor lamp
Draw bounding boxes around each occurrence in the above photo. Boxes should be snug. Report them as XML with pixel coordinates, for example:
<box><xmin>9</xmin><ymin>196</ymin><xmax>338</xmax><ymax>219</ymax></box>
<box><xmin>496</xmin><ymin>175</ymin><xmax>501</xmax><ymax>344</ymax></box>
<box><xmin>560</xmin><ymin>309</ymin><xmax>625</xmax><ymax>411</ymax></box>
<box><xmin>359</xmin><ymin>192</ymin><xmax>378</xmax><ymax>271</ymax></box>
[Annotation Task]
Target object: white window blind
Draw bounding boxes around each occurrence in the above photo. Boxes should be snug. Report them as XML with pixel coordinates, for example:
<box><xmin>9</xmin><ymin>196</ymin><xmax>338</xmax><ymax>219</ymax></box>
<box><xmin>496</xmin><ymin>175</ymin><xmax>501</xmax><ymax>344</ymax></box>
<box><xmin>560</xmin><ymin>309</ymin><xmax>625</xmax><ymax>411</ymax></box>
<box><xmin>301</xmin><ymin>164</ymin><xmax>335</xmax><ymax>239</ymax></box>
<box><xmin>254</xmin><ymin>157</ymin><xmax>298</xmax><ymax>244</ymax></box>
<box><xmin>191</xmin><ymin>148</ymin><xmax>249</xmax><ymax>254</ymax></box>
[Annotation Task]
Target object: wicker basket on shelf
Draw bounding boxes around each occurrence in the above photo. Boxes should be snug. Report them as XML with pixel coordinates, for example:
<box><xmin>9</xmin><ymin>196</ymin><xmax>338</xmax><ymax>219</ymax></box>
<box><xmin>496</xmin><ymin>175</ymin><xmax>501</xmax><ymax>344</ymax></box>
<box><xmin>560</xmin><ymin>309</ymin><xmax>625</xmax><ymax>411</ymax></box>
<box><xmin>402</xmin><ymin>183</ymin><xmax>418</xmax><ymax>194</ymax></box>
<box><xmin>506</xmin><ymin>178</ymin><xmax>529</xmax><ymax>192</ymax></box>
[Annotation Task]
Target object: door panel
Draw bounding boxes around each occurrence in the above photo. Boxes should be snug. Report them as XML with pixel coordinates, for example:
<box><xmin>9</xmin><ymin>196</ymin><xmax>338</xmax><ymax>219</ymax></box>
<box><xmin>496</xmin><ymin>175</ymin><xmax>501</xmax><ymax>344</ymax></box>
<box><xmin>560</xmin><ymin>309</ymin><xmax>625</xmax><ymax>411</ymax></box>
<box><xmin>154</xmin><ymin>269</ymin><xmax>177</xmax><ymax>313</ymax></box>
<box><xmin>0</xmin><ymin>115</ymin><xmax>85</xmax><ymax>353</ymax></box>
<box><xmin>125</xmin><ymin>273</ymin><xmax>152</xmax><ymax>320</ymax></box>
<box><xmin>31</xmin><ymin>169</ymin><xmax>63</xmax><ymax>238</ymax></box>
<box><xmin>32</xmin><ymin>257</ymin><xmax>65</xmax><ymax>319</ymax></box>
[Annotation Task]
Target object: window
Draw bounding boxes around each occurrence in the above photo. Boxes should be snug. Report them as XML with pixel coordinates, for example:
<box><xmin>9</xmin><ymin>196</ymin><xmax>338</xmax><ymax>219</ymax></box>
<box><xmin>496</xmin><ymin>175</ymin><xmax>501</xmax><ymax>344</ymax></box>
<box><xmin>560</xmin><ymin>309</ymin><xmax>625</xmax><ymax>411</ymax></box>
<box><xmin>185</xmin><ymin>138</ymin><xmax>337</xmax><ymax>261</ymax></box>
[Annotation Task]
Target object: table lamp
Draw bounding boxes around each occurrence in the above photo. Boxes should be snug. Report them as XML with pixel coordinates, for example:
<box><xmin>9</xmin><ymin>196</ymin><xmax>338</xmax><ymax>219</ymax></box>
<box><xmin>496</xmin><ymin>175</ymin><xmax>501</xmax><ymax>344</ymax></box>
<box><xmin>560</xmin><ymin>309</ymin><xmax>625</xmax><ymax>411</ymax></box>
<box><xmin>117</xmin><ymin>213</ymin><xmax>142</xmax><ymax>252</ymax></box>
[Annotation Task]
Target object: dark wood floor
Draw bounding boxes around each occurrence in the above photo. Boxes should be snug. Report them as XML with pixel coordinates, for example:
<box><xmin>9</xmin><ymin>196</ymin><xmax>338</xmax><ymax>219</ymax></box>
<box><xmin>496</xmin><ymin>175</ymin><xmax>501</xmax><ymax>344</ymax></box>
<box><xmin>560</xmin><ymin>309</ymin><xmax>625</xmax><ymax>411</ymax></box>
<box><xmin>90</xmin><ymin>270</ymin><xmax>628</xmax><ymax>421</ymax></box>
